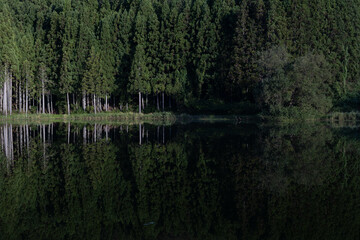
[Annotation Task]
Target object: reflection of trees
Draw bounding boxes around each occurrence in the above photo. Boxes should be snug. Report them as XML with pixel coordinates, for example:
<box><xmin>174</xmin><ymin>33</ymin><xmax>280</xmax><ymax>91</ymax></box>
<box><xmin>1</xmin><ymin>123</ymin><xmax>360</xmax><ymax>239</ymax></box>
<box><xmin>228</xmin><ymin>124</ymin><xmax>360</xmax><ymax>239</ymax></box>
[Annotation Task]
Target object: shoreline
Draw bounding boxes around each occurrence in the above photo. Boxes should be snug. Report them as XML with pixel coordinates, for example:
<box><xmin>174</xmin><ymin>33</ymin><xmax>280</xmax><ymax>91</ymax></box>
<box><xmin>0</xmin><ymin>112</ymin><xmax>177</xmax><ymax>124</ymax></box>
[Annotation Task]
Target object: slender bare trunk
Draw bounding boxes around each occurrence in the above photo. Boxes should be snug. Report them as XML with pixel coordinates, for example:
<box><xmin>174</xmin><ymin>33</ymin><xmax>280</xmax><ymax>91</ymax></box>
<box><xmin>162</xmin><ymin>92</ymin><xmax>165</xmax><ymax>111</ymax></box>
<box><xmin>25</xmin><ymin>77</ymin><xmax>28</xmax><ymax>115</ymax></box>
<box><xmin>138</xmin><ymin>91</ymin><xmax>141</xmax><ymax>114</ymax></box>
<box><xmin>157</xmin><ymin>93</ymin><xmax>159</xmax><ymax>111</ymax></box>
<box><xmin>50</xmin><ymin>94</ymin><xmax>53</xmax><ymax>114</ymax></box>
<box><xmin>142</xmin><ymin>95</ymin><xmax>144</xmax><ymax>111</ymax></box>
<box><xmin>93</xmin><ymin>94</ymin><xmax>96</xmax><ymax>114</ymax></box>
<box><xmin>42</xmin><ymin>77</ymin><xmax>45</xmax><ymax>114</ymax></box>
<box><xmin>47</xmin><ymin>94</ymin><xmax>50</xmax><ymax>114</ymax></box>
<box><xmin>19</xmin><ymin>81</ymin><xmax>22</xmax><ymax>113</ymax></box>
<box><xmin>3</xmin><ymin>68</ymin><xmax>7</xmax><ymax>115</ymax></box>
<box><xmin>67</xmin><ymin>92</ymin><xmax>70</xmax><ymax>115</ymax></box>
<box><xmin>9</xmin><ymin>72</ymin><xmax>12</xmax><ymax>115</ymax></box>
<box><xmin>82</xmin><ymin>91</ymin><xmax>86</xmax><ymax>111</ymax></box>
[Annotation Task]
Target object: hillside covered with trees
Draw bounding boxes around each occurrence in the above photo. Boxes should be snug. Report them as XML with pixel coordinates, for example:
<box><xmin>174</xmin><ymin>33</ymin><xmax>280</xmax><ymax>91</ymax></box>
<box><xmin>0</xmin><ymin>0</ymin><xmax>360</xmax><ymax>117</ymax></box>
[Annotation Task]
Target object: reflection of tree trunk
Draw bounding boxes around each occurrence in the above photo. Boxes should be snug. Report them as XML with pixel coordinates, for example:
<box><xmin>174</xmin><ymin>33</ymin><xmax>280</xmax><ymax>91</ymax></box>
<box><xmin>43</xmin><ymin>124</ymin><xmax>46</xmax><ymax>169</ymax></box>
<box><xmin>105</xmin><ymin>125</ymin><xmax>109</xmax><ymax>141</ymax></box>
<box><xmin>2</xmin><ymin>124</ymin><xmax>14</xmax><ymax>171</ymax></box>
<box><xmin>20</xmin><ymin>125</ymin><xmax>23</xmax><ymax>155</ymax></box>
<box><xmin>157</xmin><ymin>126</ymin><xmax>159</xmax><ymax>142</ymax></box>
<box><xmin>94</xmin><ymin>123</ymin><xmax>97</xmax><ymax>142</ymax></box>
<box><xmin>26</xmin><ymin>124</ymin><xmax>30</xmax><ymax>157</ymax></box>
<box><xmin>162</xmin><ymin>125</ymin><xmax>165</xmax><ymax>144</ymax></box>
<box><xmin>67</xmin><ymin>122</ymin><xmax>71</xmax><ymax>144</ymax></box>
<box><xmin>48</xmin><ymin>124</ymin><xmax>51</xmax><ymax>144</ymax></box>
<box><xmin>142</xmin><ymin>124</ymin><xmax>145</xmax><ymax>138</ymax></box>
<box><xmin>139</xmin><ymin>124</ymin><xmax>142</xmax><ymax>145</ymax></box>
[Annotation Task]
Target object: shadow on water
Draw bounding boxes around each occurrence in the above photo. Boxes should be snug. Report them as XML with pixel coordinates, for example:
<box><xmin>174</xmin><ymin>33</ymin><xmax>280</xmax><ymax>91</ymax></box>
<box><xmin>0</xmin><ymin>122</ymin><xmax>359</xmax><ymax>239</ymax></box>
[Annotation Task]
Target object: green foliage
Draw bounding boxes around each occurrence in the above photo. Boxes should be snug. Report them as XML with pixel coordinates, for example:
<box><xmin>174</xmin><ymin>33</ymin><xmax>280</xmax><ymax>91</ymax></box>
<box><xmin>257</xmin><ymin>45</ymin><xmax>333</xmax><ymax>117</ymax></box>
<box><xmin>0</xmin><ymin>0</ymin><xmax>360</xmax><ymax>117</ymax></box>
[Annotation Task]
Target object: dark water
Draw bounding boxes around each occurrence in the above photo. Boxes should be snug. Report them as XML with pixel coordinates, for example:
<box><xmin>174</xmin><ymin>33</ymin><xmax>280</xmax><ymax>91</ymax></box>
<box><xmin>0</xmin><ymin>122</ymin><xmax>359</xmax><ymax>240</ymax></box>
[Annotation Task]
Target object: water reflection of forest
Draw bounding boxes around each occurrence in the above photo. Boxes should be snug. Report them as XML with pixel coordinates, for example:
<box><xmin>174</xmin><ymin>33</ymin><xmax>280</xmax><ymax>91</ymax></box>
<box><xmin>0</xmin><ymin>123</ymin><xmax>359</xmax><ymax>240</ymax></box>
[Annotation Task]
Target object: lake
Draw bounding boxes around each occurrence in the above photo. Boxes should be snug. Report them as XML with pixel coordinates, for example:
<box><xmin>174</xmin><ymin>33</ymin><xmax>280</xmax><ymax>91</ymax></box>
<box><xmin>0</xmin><ymin>121</ymin><xmax>359</xmax><ymax>240</ymax></box>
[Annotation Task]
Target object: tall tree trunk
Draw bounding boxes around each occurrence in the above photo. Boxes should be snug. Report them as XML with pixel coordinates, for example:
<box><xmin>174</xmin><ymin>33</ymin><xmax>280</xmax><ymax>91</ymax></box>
<box><xmin>142</xmin><ymin>95</ymin><xmax>145</xmax><ymax>111</ymax></box>
<box><xmin>105</xmin><ymin>95</ymin><xmax>108</xmax><ymax>111</ymax></box>
<box><xmin>162</xmin><ymin>92</ymin><xmax>165</xmax><ymax>111</ymax></box>
<box><xmin>50</xmin><ymin>94</ymin><xmax>53</xmax><ymax>114</ymax></box>
<box><xmin>47</xmin><ymin>94</ymin><xmax>50</xmax><ymax>114</ymax></box>
<box><xmin>3</xmin><ymin>68</ymin><xmax>7</xmax><ymax>116</ymax></box>
<box><xmin>157</xmin><ymin>93</ymin><xmax>160</xmax><ymax>111</ymax></box>
<box><xmin>9</xmin><ymin>72</ymin><xmax>12</xmax><ymax>115</ymax></box>
<box><xmin>42</xmin><ymin>77</ymin><xmax>45</xmax><ymax>114</ymax></box>
<box><xmin>93</xmin><ymin>94</ymin><xmax>96</xmax><ymax>114</ymax></box>
<box><xmin>67</xmin><ymin>92</ymin><xmax>70</xmax><ymax>115</ymax></box>
<box><xmin>38</xmin><ymin>97</ymin><xmax>40</xmax><ymax>114</ymax></box>
<box><xmin>22</xmin><ymin>82</ymin><xmax>26</xmax><ymax>113</ymax></box>
<box><xmin>19</xmin><ymin>81</ymin><xmax>22</xmax><ymax>113</ymax></box>
<box><xmin>138</xmin><ymin>91</ymin><xmax>141</xmax><ymax>114</ymax></box>
<box><xmin>82</xmin><ymin>91</ymin><xmax>86</xmax><ymax>111</ymax></box>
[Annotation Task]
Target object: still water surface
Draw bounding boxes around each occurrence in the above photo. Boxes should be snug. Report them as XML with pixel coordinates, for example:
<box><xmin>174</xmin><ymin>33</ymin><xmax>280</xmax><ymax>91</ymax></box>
<box><xmin>0</xmin><ymin>122</ymin><xmax>359</xmax><ymax>240</ymax></box>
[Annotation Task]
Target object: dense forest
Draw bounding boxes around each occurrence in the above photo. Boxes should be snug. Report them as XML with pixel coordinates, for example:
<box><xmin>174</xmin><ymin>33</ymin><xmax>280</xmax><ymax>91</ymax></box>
<box><xmin>1</xmin><ymin>0</ymin><xmax>360</xmax><ymax>116</ymax></box>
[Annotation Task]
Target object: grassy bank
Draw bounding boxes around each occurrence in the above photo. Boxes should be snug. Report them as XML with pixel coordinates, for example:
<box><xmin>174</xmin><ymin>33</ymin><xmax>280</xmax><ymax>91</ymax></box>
<box><xmin>0</xmin><ymin>112</ymin><xmax>176</xmax><ymax>125</ymax></box>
